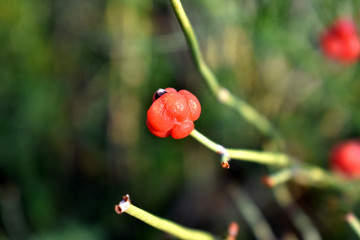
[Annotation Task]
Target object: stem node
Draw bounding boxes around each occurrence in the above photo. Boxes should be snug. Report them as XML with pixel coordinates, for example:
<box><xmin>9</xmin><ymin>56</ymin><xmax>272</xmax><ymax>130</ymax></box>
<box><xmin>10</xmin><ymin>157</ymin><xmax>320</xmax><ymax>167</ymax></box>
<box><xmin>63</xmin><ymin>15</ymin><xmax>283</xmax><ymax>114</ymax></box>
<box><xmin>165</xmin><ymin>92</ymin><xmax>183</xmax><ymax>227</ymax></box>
<box><xmin>218</xmin><ymin>88</ymin><xmax>231</xmax><ymax>103</ymax></box>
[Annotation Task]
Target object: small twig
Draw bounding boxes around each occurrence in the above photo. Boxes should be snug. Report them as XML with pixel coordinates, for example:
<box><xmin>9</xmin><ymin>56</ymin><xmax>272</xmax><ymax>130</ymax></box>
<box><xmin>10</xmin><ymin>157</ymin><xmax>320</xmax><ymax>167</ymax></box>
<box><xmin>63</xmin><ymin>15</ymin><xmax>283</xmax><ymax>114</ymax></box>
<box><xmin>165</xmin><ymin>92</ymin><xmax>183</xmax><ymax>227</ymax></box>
<box><xmin>115</xmin><ymin>194</ymin><xmax>217</xmax><ymax>240</ymax></box>
<box><xmin>114</xmin><ymin>194</ymin><xmax>131</xmax><ymax>214</ymax></box>
<box><xmin>190</xmin><ymin>129</ymin><xmax>291</xmax><ymax>168</ymax></box>
<box><xmin>220</xmin><ymin>151</ymin><xmax>231</xmax><ymax>169</ymax></box>
<box><xmin>262</xmin><ymin>168</ymin><xmax>295</xmax><ymax>187</ymax></box>
<box><xmin>346</xmin><ymin>213</ymin><xmax>360</xmax><ymax>239</ymax></box>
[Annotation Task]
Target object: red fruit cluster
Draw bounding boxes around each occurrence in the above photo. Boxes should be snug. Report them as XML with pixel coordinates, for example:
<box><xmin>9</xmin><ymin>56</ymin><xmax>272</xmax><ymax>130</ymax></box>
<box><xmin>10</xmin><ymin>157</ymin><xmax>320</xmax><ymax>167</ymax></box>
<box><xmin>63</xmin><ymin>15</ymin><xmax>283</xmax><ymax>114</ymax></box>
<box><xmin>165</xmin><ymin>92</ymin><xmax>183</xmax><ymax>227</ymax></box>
<box><xmin>330</xmin><ymin>140</ymin><xmax>360</xmax><ymax>178</ymax></box>
<box><xmin>146</xmin><ymin>88</ymin><xmax>201</xmax><ymax>139</ymax></box>
<box><xmin>320</xmin><ymin>18</ymin><xmax>360</xmax><ymax>63</ymax></box>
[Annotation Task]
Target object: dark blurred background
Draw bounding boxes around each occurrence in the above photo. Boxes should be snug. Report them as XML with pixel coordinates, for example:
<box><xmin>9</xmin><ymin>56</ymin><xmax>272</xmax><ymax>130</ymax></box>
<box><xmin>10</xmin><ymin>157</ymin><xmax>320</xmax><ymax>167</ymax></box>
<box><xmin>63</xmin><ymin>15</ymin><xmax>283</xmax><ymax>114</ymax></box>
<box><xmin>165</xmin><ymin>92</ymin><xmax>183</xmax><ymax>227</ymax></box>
<box><xmin>1</xmin><ymin>0</ymin><xmax>360</xmax><ymax>239</ymax></box>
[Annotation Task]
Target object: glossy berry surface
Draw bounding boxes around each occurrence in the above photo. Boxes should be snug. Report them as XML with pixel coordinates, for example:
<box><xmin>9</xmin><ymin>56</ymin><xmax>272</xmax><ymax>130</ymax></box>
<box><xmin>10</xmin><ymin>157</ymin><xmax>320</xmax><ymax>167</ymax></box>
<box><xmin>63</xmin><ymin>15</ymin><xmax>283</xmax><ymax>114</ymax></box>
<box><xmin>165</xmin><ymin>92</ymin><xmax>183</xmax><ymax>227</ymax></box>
<box><xmin>146</xmin><ymin>88</ymin><xmax>201</xmax><ymax>139</ymax></box>
<box><xmin>330</xmin><ymin>140</ymin><xmax>360</xmax><ymax>178</ymax></box>
<box><xmin>320</xmin><ymin>18</ymin><xmax>360</xmax><ymax>63</ymax></box>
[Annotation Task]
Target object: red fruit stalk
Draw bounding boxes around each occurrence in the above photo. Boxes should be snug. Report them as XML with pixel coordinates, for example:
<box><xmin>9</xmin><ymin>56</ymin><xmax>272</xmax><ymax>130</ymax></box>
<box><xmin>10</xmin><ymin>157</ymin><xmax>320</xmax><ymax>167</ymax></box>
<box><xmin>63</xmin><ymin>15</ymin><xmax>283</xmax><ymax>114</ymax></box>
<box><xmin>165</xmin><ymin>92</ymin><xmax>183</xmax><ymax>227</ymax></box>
<box><xmin>330</xmin><ymin>140</ymin><xmax>360</xmax><ymax>178</ymax></box>
<box><xmin>320</xmin><ymin>18</ymin><xmax>360</xmax><ymax>63</ymax></box>
<box><xmin>146</xmin><ymin>88</ymin><xmax>201</xmax><ymax>139</ymax></box>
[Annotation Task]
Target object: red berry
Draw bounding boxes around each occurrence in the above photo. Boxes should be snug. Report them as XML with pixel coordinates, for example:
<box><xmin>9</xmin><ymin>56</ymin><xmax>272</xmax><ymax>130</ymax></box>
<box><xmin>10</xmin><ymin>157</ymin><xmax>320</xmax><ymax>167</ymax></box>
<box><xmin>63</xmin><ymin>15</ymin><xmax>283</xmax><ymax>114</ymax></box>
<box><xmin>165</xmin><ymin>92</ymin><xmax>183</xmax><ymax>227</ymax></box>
<box><xmin>320</xmin><ymin>18</ymin><xmax>360</xmax><ymax>63</ymax></box>
<box><xmin>333</xmin><ymin>18</ymin><xmax>357</xmax><ymax>38</ymax></box>
<box><xmin>342</xmin><ymin>34</ymin><xmax>360</xmax><ymax>61</ymax></box>
<box><xmin>329</xmin><ymin>140</ymin><xmax>360</xmax><ymax>178</ymax></box>
<box><xmin>146</xmin><ymin>88</ymin><xmax>201</xmax><ymax>139</ymax></box>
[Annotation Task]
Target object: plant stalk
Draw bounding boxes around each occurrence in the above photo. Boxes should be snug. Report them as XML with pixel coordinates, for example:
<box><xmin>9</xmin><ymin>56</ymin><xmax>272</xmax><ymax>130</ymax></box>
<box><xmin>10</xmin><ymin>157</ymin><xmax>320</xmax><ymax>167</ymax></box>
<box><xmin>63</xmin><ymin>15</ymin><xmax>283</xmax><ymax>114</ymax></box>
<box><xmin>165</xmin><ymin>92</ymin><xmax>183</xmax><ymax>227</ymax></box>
<box><xmin>190</xmin><ymin>129</ymin><xmax>290</xmax><ymax>166</ymax></box>
<box><xmin>117</xmin><ymin>197</ymin><xmax>216</xmax><ymax>240</ymax></box>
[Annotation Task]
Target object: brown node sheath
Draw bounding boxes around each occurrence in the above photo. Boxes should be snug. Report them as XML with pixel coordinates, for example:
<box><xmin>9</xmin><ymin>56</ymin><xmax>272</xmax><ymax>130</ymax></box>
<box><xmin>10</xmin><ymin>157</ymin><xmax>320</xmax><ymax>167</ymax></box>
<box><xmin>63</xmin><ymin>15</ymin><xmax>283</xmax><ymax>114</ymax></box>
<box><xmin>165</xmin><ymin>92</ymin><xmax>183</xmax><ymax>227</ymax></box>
<box><xmin>261</xmin><ymin>176</ymin><xmax>274</xmax><ymax>187</ymax></box>
<box><xmin>222</xmin><ymin>161</ymin><xmax>230</xmax><ymax>169</ymax></box>
<box><xmin>346</xmin><ymin>212</ymin><xmax>355</xmax><ymax>222</ymax></box>
<box><xmin>227</xmin><ymin>221</ymin><xmax>239</xmax><ymax>240</ymax></box>
<box><xmin>114</xmin><ymin>205</ymin><xmax>122</xmax><ymax>214</ymax></box>
<box><xmin>114</xmin><ymin>194</ymin><xmax>131</xmax><ymax>214</ymax></box>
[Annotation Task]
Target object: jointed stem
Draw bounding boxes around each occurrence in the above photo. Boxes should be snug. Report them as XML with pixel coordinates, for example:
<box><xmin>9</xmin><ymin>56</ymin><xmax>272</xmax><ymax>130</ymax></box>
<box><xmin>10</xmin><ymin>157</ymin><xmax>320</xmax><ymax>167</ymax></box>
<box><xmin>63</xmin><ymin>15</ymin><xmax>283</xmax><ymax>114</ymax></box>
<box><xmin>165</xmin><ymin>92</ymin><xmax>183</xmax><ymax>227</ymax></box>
<box><xmin>169</xmin><ymin>0</ymin><xmax>285</xmax><ymax>148</ymax></box>
<box><xmin>169</xmin><ymin>0</ymin><xmax>360</xmax><ymax>194</ymax></box>
<box><xmin>189</xmin><ymin>128</ymin><xmax>359</xmax><ymax>192</ymax></box>
<box><xmin>190</xmin><ymin>129</ymin><xmax>290</xmax><ymax>166</ymax></box>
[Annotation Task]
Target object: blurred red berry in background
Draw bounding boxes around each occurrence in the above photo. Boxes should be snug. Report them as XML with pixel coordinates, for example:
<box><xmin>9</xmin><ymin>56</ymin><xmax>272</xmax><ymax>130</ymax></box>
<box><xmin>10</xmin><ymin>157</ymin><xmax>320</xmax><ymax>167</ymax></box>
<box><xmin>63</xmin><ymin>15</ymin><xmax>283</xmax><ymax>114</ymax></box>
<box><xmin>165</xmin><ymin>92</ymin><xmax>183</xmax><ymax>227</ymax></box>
<box><xmin>330</xmin><ymin>140</ymin><xmax>360</xmax><ymax>178</ymax></box>
<box><xmin>146</xmin><ymin>88</ymin><xmax>201</xmax><ymax>139</ymax></box>
<box><xmin>320</xmin><ymin>18</ymin><xmax>360</xmax><ymax>64</ymax></box>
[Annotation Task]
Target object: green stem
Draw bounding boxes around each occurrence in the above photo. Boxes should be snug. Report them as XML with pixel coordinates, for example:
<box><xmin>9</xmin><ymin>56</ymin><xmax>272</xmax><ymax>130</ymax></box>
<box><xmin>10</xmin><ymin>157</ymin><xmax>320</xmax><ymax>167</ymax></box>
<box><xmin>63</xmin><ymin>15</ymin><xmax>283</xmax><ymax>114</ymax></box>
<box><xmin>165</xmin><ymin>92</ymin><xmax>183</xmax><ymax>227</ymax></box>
<box><xmin>189</xmin><ymin>129</ymin><xmax>221</xmax><ymax>153</ymax></box>
<box><xmin>295</xmin><ymin>166</ymin><xmax>348</xmax><ymax>189</ymax></box>
<box><xmin>169</xmin><ymin>0</ymin><xmax>220</xmax><ymax>94</ymax></box>
<box><xmin>262</xmin><ymin>168</ymin><xmax>294</xmax><ymax>187</ymax></box>
<box><xmin>125</xmin><ymin>204</ymin><xmax>216</xmax><ymax>240</ymax></box>
<box><xmin>190</xmin><ymin>129</ymin><xmax>290</xmax><ymax>166</ymax></box>
<box><xmin>226</xmin><ymin>148</ymin><xmax>290</xmax><ymax>166</ymax></box>
<box><xmin>169</xmin><ymin>0</ymin><xmax>284</xmax><ymax>148</ymax></box>
<box><xmin>347</xmin><ymin>213</ymin><xmax>360</xmax><ymax>239</ymax></box>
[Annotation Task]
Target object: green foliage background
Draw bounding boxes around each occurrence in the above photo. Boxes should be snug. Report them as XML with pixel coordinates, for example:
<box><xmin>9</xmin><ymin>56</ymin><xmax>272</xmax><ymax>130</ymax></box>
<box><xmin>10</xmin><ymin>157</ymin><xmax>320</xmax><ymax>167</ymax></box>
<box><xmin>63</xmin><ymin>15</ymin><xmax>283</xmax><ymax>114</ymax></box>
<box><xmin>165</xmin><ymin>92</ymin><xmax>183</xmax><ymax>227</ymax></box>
<box><xmin>1</xmin><ymin>0</ymin><xmax>360</xmax><ymax>239</ymax></box>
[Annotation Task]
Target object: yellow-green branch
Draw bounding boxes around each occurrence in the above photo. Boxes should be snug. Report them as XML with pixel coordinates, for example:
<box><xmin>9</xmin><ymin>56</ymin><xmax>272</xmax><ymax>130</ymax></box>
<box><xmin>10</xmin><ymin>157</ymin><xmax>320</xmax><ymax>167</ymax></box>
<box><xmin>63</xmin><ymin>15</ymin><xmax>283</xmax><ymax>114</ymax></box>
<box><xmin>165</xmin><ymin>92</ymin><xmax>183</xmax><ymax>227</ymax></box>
<box><xmin>190</xmin><ymin>129</ymin><xmax>290</xmax><ymax>167</ymax></box>
<box><xmin>115</xmin><ymin>195</ymin><xmax>216</xmax><ymax>240</ymax></box>
<box><xmin>346</xmin><ymin>213</ymin><xmax>360</xmax><ymax>239</ymax></box>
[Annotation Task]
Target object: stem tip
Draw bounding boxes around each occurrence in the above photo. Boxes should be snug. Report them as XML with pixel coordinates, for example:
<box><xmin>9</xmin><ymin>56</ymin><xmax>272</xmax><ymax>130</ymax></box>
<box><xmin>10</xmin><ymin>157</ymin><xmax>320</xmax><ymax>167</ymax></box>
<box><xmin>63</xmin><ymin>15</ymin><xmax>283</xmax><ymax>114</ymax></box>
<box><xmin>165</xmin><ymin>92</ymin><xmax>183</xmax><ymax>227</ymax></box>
<box><xmin>115</xmin><ymin>194</ymin><xmax>131</xmax><ymax>214</ymax></box>
<box><xmin>227</xmin><ymin>221</ymin><xmax>239</xmax><ymax>239</ymax></box>
<box><xmin>346</xmin><ymin>212</ymin><xmax>355</xmax><ymax>222</ymax></box>
<box><xmin>261</xmin><ymin>176</ymin><xmax>274</xmax><ymax>187</ymax></box>
<box><xmin>222</xmin><ymin>161</ymin><xmax>230</xmax><ymax>169</ymax></box>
